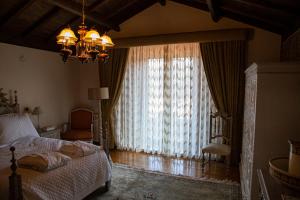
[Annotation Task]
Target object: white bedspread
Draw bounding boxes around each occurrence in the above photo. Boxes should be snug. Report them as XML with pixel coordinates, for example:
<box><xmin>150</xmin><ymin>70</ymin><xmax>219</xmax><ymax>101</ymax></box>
<box><xmin>0</xmin><ymin>136</ymin><xmax>111</xmax><ymax>200</ymax></box>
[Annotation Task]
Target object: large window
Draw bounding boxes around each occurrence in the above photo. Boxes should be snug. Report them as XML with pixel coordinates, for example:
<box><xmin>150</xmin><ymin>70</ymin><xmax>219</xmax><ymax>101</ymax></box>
<box><xmin>114</xmin><ymin>43</ymin><xmax>212</xmax><ymax>158</ymax></box>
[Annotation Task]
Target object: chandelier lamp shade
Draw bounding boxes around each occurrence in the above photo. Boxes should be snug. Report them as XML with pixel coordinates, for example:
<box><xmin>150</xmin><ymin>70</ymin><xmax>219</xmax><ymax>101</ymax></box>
<box><xmin>56</xmin><ymin>0</ymin><xmax>114</xmax><ymax>63</ymax></box>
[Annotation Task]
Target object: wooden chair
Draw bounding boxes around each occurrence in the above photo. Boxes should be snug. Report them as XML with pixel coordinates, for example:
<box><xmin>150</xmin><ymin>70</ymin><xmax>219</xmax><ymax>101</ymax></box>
<box><xmin>202</xmin><ymin>112</ymin><xmax>232</xmax><ymax>169</ymax></box>
<box><xmin>61</xmin><ymin>108</ymin><xmax>94</xmax><ymax>143</ymax></box>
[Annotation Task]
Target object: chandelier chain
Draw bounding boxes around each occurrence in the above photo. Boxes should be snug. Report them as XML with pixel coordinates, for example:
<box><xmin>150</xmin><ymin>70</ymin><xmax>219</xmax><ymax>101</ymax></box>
<box><xmin>82</xmin><ymin>0</ymin><xmax>85</xmax><ymax>25</ymax></box>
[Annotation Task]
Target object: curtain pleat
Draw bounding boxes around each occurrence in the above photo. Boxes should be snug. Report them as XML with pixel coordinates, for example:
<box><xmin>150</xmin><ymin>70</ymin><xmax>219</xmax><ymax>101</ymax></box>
<box><xmin>114</xmin><ymin>43</ymin><xmax>213</xmax><ymax>158</ymax></box>
<box><xmin>200</xmin><ymin>40</ymin><xmax>246</xmax><ymax>164</ymax></box>
<box><xmin>99</xmin><ymin>48</ymin><xmax>129</xmax><ymax>148</ymax></box>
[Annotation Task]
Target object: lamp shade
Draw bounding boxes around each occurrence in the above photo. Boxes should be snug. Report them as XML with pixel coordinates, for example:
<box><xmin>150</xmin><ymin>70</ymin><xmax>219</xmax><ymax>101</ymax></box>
<box><xmin>84</xmin><ymin>28</ymin><xmax>101</xmax><ymax>44</ymax></box>
<box><xmin>100</xmin><ymin>34</ymin><xmax>114</xmax><ymax>47</ymax></box>
<box><xmin>56</xmin><ymin>27</ymin><xmax>77</xmax><ymax>46</ymax></box>
<box><xmin>88</xmin><ymin>87</ymin><xmax>109</xmax><ymax>100</ymax></box>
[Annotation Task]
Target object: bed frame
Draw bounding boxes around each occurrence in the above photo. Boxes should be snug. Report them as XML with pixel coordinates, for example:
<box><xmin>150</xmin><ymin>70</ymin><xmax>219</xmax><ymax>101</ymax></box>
<box><xmin>1</xmin><ymin>89</ymin><xmax>111</xmax><ymax>200</ymax></box>
<box><xmin>0</xmin><ymin>89</ymin><xmax>22</xmax><ymax>199</ymax></box>
<box><xmin>9</xmin><ymin>147</ymin><xmax>23</xmax><ymax>200</ymax></box>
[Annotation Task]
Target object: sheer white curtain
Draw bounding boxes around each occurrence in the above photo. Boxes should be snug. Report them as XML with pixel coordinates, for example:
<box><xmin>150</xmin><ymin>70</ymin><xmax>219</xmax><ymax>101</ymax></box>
<box><xmin>114</xmin><ymin>43</ymin><xmax>212</xmax><ymax>158</ymax></box>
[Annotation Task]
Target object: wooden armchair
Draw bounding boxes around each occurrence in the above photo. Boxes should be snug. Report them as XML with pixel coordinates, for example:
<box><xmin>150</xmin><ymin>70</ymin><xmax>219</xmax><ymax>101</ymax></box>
<box><xmin>202</xmin><ymin>112</ymin><xmax>232</xmax><ymax>169</ymax></box>
<box><xmin>61</xmin><ymin>108</ymin><xmax>94</xmax><ymax>143</ymax></box>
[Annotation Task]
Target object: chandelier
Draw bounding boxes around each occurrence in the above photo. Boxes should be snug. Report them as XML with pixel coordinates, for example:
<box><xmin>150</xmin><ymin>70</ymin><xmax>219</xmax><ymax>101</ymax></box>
<box><xmin>56</xmin><ymin>0</ymin><xmax>114</xmax><ymax>63</ymax></box>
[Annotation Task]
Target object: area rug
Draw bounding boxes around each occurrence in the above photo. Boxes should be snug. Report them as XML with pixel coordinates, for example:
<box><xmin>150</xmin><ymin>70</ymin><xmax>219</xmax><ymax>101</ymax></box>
<box><xmin>92</xmin><ymin>164</ymin><xmax>241</xmax><ymax>200</ymax></box>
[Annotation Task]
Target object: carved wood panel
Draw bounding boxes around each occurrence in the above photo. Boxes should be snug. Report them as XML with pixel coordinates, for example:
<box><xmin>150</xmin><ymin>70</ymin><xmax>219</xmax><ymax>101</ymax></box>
<box><xmin>240</xmin><ymin>72</ymin><xmax>257</xmax><ymax>200</ymax></box>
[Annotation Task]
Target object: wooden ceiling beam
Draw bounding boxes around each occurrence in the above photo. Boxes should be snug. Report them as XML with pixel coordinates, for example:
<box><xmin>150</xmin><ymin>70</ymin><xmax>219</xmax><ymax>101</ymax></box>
<box><xmin>171</xmin><ymin>0</ymin><xmax>290</xmax><ymax>34</ymax></box>
<box><xmin>21</xmin><ymin>6</ymin><xmax>60</xmax><ymax>37</ymax></box>
<box><xmin>87</xmin><ymin>0</ymin><xmax>107</xmax><ymax>12</ymax></box>
<box><xmin>170</xmin><ymin>0</ymin><xmax>209</xmax><ymax>12</ymax></box>
<box><xmin>70</xmin><ymin>0</ymin><xmax>107</xmax><ymax>25</ymax></box>
<box><xmin>0</xmin><ymin>33</ymin><xmax>57</xmax><ymax>52</ymax></box>
<box><xmin>0</xmin><ymin>0</ymin><xmax>36</xmax><ymax>28</ymax></box>
<box><xmin>222</xmin><ymin>8</ymin><xmax>288</xmax><ymax>34</ymax></box>
<box><xmin>45</xmin><ymin>16</ymin><xmax>79</xmax><ymax>41</ymax></box>
<box><xmin>220</xmin><ymin>1</ymin><xmax>291</xmax><ymax>34</ymax></box>
<box><xmin>42</xmin><ymin>0</ymin><xmax>120</xmax><ymax>31</ymax></box>
<box><xmin>158</xmin><ymin>0</ymin><xmax>166</xmax><ymax>6</ymax></box>
<box><xmin>45</xmin><ymin>0</ymin><xmax>111</xmax><ymax>43</ymax></box>
<box><xmin>223</xmin><ymin>0</ymin><xmax>297</xmax><ymax>23</ymax></box>
<box><xmin>246</xmin><ymin>0</ymin><xmax>300</xmax><ymax>15</ymax></box>
<box><xmin>101</xmin><ymin>0</ymin><xmax>142</xmax><ymax>22</ymax></box>
<box><xmin>207</xmin><ymin>0</ymin><xmax>221</xmax><ymax>22</ymax></box>
<box><xmin>111</xmin><ymin>0</ymin><xmax>158</xmax><ymax>26</ymax></box>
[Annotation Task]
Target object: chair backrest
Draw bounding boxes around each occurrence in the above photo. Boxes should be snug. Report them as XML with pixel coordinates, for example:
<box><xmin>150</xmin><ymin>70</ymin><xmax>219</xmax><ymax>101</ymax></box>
<box><xmin>209</xmin><ymin>112</ymin><xmax>232</xmax><ymax>144</ymax></box>
<box><xmin>70</xmin><ymin>108</ymin><xmax>93</xmax><ymax>130</ymax></box>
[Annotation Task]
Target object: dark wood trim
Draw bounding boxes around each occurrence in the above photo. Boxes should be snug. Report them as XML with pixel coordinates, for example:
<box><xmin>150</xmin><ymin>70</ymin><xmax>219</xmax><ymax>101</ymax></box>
<box><xmin>158</xmin><ymin>0</ymin><xmax>166</xmax><ymax>6</ymax></box>
<box><xmin>221</xmin><ymin>0</ymin><xmax>294</xmax><ymax>26</ymax></box>
<box><xmin>9</xmin><ymin>146</ymin><xmax>23</xmax><ymax>200</ymax></box>
<box><xmin>114</xmin><ymin>28</ymin><xmax>253</xmax><ymax>48</ymax></box>
<box><xmin>21</xmin><ymin>6</ymin><xmax>60</xmax><ymax>37</ymax></box>
<box><xmin>0</xmin><ymin>33</ymin><xmax>58</xmax><ymax>52</ymax></box>
<box><xmin>42</xmin><ymin>0</ymin><xmax>120</xmax><ymax>31</ymax></box>
<box><xmin>170</xmin><ymin>0</ymin><xmax>209</xmax><ymax>12</ymax></box>
<box><xmin>225</xmin><ymin>0</ymin><xmax>297</xmax><ymax>19</ymax></box>
<box><xmin>243</xmin><ymin>0</ymin><xmax>300</xmax><ymax>15</ymax></box>
<box><xmin>70</xmin><ymin>0</ymin><xmax>107</xmax><ymax>30</ymax></box>
<box><xmin>207</xmin><ymin>0</ymin><xmax>221</xmax><ymax>22</ymax></box>
<box><xmin>0</xmin><ymin>0</ymin><xmax>36</xmax><ymax>28</ymax></box>
<box><xmin>101</xmin><ymin>0</ymin><xmax>141</xmax><ymax>22</ymax></box>
<box><xmin>221</xmin><ymin>7</ymin><xmax>288</xmax><ymax>34</ymax></box>
<box><xmin>87</xmin><ymin>0</ymin><xmax>107</xmax><ymax>11</ymax></box>
<box><xmin>171</xmin><ymin>0</ymin><xmax>292</xmax><ymax>35</ymax></box>
<box><xmin>113</xmin><ymin>0</ymin><xmax>157</xmax><ymax>26</ymax></box>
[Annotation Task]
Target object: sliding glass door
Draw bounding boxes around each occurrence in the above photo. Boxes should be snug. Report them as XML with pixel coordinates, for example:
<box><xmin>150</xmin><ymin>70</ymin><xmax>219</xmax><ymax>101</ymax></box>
<box><xmin>114</xmin><ymin>43</ymin><xmax>212</xmax><ymax>158</ymax></box>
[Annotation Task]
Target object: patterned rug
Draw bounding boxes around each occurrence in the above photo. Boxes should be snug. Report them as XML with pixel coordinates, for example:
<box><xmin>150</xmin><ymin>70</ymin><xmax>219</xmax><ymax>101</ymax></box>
<box><xmin>91</xmin><ymin>164</ymin><xmax>241</xmax><ymax>200</ymax></box>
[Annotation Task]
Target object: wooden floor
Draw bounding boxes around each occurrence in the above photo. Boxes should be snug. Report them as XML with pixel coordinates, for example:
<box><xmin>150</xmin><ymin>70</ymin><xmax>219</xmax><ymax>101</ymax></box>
<box><xmin>110</xmin><ymin>150</ymin><xmax>240</xmax><ymax>182</ymax></box>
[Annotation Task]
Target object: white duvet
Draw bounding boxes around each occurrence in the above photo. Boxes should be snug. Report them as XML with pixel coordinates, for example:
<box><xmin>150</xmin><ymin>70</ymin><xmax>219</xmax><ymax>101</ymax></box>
<box><xmin>0</xmin><ymin>136</ymin><xmax>111</xmax><ymax>200</ymax></box>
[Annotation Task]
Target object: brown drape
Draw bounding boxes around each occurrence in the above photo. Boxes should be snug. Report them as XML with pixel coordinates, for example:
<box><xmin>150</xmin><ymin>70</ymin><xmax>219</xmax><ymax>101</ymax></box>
<box><xmin>99</xmin><ymin>48</ymin><xmax>129</xmax><ymax>148</ymax></box>
<box><xmin>200</xmin><ymin>40</ymin><xmax>246</xmax><ymax>165</ymax></box>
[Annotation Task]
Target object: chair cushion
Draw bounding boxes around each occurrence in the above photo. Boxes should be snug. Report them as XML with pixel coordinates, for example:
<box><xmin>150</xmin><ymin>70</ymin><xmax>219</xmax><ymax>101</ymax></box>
<box><xmin>61</xmin><ymin>130</ymin><xmax>93</xmax><ymax>141</ymax></box>
<box><xmin>202</xmin><ymin>143</ymin><xmax>231</xmax><ymax>156</ymax></box>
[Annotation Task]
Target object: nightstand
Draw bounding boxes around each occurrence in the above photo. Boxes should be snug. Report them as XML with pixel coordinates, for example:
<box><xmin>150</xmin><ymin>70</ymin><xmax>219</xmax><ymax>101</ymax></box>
<box><xmin>39</xmin><ymin>129</ymin><xmax>61</xmax><ymax>139</ymax></box>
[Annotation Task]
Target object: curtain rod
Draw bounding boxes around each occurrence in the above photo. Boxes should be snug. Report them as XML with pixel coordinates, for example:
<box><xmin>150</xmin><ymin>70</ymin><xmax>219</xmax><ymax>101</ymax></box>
<box><xmin>113</xmin><ymin>28</ymin><xmax>253</xmax><ymax>48</ymax></box>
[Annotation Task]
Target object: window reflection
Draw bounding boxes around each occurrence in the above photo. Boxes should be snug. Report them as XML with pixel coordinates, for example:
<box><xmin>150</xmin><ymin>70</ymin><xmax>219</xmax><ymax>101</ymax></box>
<box><xmin>147</xmin><ymin>155</ymin><xmax>163</xmax><ymax>171</ymax></box>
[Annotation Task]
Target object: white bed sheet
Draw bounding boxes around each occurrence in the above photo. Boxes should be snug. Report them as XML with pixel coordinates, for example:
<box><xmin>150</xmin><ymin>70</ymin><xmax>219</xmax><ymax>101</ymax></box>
<box><xmin>0</xmin><ymin>136</ymin><xmax>111</xmax><ymax>200</ymax></box>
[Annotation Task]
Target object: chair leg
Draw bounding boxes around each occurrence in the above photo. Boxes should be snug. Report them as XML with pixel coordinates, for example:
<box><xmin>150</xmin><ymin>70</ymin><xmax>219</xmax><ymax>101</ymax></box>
<box><xmin>208</xmin><ymin>153</ymin><xmax>211</xmax><ymax>166</ymax></box>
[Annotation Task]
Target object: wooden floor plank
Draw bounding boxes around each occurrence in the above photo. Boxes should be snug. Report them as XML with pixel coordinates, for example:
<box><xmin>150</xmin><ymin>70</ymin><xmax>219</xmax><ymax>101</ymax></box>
<box><xmin>110</xmin><ymin>150</ymin><xmax>240</xmax><ymax>183</ymax></box>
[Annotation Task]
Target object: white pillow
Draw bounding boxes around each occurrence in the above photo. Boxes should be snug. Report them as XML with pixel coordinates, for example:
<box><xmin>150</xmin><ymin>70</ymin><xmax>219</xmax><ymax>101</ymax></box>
<box><xmin>0</xmin><ymin>114</ymin><xmax>39</xmax><ymax>145</ymax></box>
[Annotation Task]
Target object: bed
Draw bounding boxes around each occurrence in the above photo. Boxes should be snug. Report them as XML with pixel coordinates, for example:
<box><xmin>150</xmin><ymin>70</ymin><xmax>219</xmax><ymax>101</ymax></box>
<box><xmin>0</xmin><ymin>90</ymin><xmax>112</xmax><ymax>200</ymax></box>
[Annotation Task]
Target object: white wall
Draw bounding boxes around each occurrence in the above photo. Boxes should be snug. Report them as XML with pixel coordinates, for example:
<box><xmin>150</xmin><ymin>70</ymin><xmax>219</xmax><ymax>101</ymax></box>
<box><xmin>0</xmin><ymin>43</ymin><xmax>78</xmax><ymax>128</ymax></box>
<box><xmin>73</xmin><ymin>62</ymin><xmax>99</xmax><ymax>110</ymax></box>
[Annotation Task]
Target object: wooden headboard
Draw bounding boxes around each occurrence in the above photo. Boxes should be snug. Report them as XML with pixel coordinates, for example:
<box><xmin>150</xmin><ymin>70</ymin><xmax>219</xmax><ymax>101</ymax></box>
<box><xmin>0</xmin><ymin>89</ymin><xmax>19</xmax><ymax>115</ymax></box>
